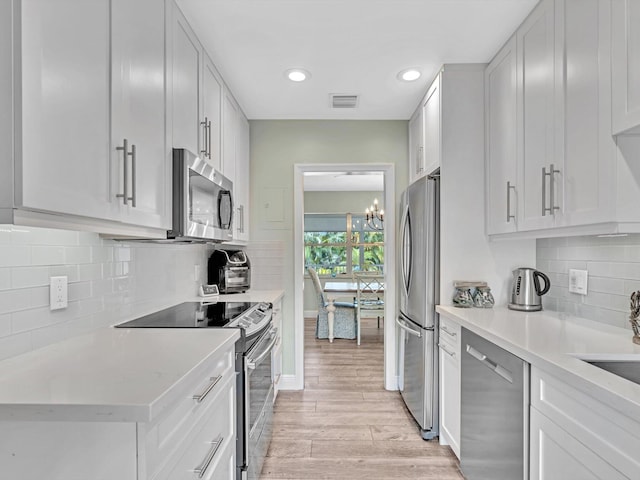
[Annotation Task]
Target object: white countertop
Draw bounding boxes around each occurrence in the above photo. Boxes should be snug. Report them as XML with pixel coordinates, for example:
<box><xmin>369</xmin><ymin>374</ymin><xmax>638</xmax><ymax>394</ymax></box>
<box><xmin>437</xmin><ymin>305</ymin><xmax>640</xmax><ymax>422</ymax></box>
<box><xmin>0</xmin><ymin>290</ymin><xmax>284</xmax><ymax>424</ymax></box>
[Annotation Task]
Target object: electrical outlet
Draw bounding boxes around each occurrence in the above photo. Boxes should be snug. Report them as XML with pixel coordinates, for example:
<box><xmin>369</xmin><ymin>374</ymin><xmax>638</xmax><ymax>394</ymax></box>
<box><xmin>569</xmin><ymin>269</ymin><xmax>588</xmax><ymax>295</ymax></box>
<box><xmin>50</xmin><ymin>276</ymin><xmax>68</xmax><ymax>310</ymax></box>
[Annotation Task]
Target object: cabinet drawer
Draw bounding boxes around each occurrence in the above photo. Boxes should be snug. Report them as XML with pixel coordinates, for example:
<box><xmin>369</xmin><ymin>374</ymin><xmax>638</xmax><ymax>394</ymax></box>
<box><xmin>161</xmin><ymin>374</ymin><xmax>235</xmax><ymax>480</ymax></box>
<box><xmin>531</xmin><ymin>367</ymin><xmax>640</xmax><ymax>478</ymax></box>
<box><xmin>144</xmin><ymin>348</ymin><xmax>234</xmax><ymax>477</ymax></box>
<box><xmin>439</xmin><ymin>315</ymin><xmax>460</xmax><ymax>355</ymax></box>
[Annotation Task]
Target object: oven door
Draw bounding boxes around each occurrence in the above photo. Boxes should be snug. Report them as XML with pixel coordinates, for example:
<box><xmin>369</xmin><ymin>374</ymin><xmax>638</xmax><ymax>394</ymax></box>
<box><xmin>243</xmin><ymin>327</ymin><xmax>277</xmax><ymax>480</ymax></box>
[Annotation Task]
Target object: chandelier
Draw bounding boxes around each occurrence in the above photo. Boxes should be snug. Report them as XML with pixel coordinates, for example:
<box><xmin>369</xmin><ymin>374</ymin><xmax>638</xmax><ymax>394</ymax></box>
<box><xmin>365</xmin><ymin>198</ymin><xmax>384</xmax><ymax>231</ymax></box>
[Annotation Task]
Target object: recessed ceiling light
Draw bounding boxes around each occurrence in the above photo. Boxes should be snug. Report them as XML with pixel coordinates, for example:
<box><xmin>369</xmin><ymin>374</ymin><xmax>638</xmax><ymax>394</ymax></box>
<box><xmin>285</xmin><ymin>68</ymin><xmax>311</xmax><ymax>82</ymax></box>
<box><xmin>398</xmin><ymin>69</ymin><xmax>421</xmax><ymax>82</ymax></box>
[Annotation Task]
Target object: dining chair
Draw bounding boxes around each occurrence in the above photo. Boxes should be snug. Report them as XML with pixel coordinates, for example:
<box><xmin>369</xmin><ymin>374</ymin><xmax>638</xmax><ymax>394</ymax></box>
<box><xmin>354</xmin><ymin>272</ymin><xmax>385</xmax><ymax>346</ymax></box>
<box><xmin>307</xmin><ymin>267</ymin><xmax>357</xmax><ymax>340</ymax></box>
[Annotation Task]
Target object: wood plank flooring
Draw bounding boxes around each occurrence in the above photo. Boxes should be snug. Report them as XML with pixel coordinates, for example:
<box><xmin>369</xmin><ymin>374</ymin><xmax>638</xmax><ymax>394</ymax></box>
<box><xmin>260</xmin><ymin>317</ymin><xmax>463</xmax><ymax>479</ymax></box>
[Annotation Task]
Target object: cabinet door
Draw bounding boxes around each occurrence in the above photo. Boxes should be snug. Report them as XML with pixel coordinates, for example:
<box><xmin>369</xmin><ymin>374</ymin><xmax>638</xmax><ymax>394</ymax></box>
<box><xmin>422</xmin><ymin>74</ymin><xmax>441</xmax><ymax>176</ymax></box>
<box><xmin>517</xmin><ymin>0</ymin><xmax>557</xmax><ymax>231</ymax></box>
<box><xmin>408</xmin><ymin>108</ymin><xmax>424</xmax><ymax>182</ymax></box>
<box><xmin>555</xmin><ymin>0</ymin><xmax>615</xmax><ymax>228</ymax></box>
<box><xmin>170</xmin><ymin>5</ymin><xmax>201</xmax><ymax>155</ymax></box>
<box><xmin>111</xmin><ymin>0</ymin><xmax>170</xmax><ymax>229</ymax></box>
<box><xmin>612</xmin><ymin>0</ymin><xmax>640</xmax><ymax>135</ymax></box>
<box><xmin>202</xmin><ymin>55</ymin><xmax>223</xmax><ymax>171</ymax></box>
<box><xmin>18</xmin><ymin>0</ymin><xmax>113</xmax><ymax>220</ymax></box>
<box><xmin>530</xmin><ymin>407</ymin><xmax>627</xmax><ymax>480</ymax></box>
<box><xmin>439</xmin><ymin>341</ymin><xmax>460</xmax><ymax>458</ymax></box>
<box><xmin>485</xmin><ymin>37</ymin><xmax>518</xmax><ymax>235</ymax></box>
<box><xmin>222</xmin><ymin>91</ymin><xmax>238</xmax><ymax>181</ymax></box>
<box><xmin>234</xmin><ymin>113</ymin><xmax>250</xmax><ymax>242</ymax></box>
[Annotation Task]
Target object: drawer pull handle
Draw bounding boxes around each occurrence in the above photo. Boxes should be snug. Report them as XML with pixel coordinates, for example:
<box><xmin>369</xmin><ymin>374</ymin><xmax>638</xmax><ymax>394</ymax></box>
<box><xmin>193</xmin><ymin>375</ymin><xmax>222</xmax><ymax>403</ymax></box>
<box><xmin>441</xmin><ymin>325</ymin><xmax>457</xmax><ymax>337</ymax></box>
<box><xmin>438</xmin><ymin>343</ymin><xmax>456</xmax><ymax>358</ymax></box>
<box><xmin>193</xmin><ymin>435</ymin><xmax>223</xmax><ymax>478</ymax></box>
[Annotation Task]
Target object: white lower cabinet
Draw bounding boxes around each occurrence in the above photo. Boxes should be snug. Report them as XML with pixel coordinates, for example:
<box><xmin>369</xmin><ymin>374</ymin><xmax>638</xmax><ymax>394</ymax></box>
<box><xmin>530</xmin><ymin>366</ymin><xmax>640</xmax><ymax>480</ymax></box>
<box><xmin>438</xmin><ymin>315</ymin><xmax>460</xmax><ymax>459</ymax></box>
<box><xmin>271</xmin><ymin>298</ymin><xmax>283</xmax><ymax>401</ymax></box>
<box><xmin>0</xmin><ymin>344</ymin><xmax>236</xmax><ymax>480</ymax></box>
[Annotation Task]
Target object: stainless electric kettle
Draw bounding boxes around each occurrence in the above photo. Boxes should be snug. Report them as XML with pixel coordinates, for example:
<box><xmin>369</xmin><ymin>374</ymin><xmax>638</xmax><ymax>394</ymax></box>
<box><xmin>508</xmin><ymin>267</ymin><xmax>550</xmax><ymax>311</ymax></box>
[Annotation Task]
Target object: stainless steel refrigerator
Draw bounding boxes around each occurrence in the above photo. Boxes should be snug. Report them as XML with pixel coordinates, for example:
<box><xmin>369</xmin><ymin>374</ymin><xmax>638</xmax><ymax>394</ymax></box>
<box><xmin>397</xmin><ymin>174</ymin><xmax>439</xmax><ymax>440</ymax></box>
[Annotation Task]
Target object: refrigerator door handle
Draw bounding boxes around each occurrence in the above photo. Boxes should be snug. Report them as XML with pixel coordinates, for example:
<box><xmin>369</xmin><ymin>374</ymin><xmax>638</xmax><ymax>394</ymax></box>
<box><xmin>396</xmin><ymin>316</ymin><xmax>422</xmax><ymax>338</ymax></box>
<box><xmin>400</xmin><ymin>203</ymin><xmax>412</xmax><ymax>297</ymax></box>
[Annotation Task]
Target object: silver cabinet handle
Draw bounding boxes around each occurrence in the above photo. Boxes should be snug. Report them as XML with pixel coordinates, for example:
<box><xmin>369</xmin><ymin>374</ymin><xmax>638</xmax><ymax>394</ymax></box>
<box><xmin>192</xmin><ymin>375</ymin><xmax>222</xmax><ymax>403</ymax></box>
<box><xmin>542</xmin><ymin>165</ymin><xmax>560</xmax><ymax>216</ymax></box>
<box><xmin>116</xmin><ymin>139</ymin><xmax>130</xmax><ymax>205</ymax></box>
<box><xmin>506</xmin><ymin>181</ymin><xmax>515</xmax><ymax>222</ymax></box>
<box><xmin>438</xmin><ymin>343</ymin><xmax>456</xmax><ymax>358</ymax></box>
<box><xmin>193</xmin><ymin>436</ymin><xmax>223</xmax><ymax>478</ymax></box>
<box><xmin>396</xmin><ymin>316</ymin><xmax>421</xmax><ymax>338</ymax></box>
<box><xmin>466</xmin><ymin>344</ymin><xmax>513</xmax><ymax>383</ymax></box>
<box><xmin>549</xmin><ymin>163</ymin><xmax>560</xmax><ymax>214</ymax></box>
<box><xmin>207</xmin><ymin>119</ymin><xmax>212</xmax><ymax>159</ymax></box>
<box><xmin>417</xmin><ymin>146</ymin><xmax>424</xmax><ymax>173</ymax></box>
<box><xmin>200</xmin><ymin>117</ymin><xmax>209</xmax><ymax>158</ymax></box>
<box><xmin>237</xmin><ymin>205</ymin><xmax>244</xmax><ymax>233</ymax></box>
<box><xmin>441</xmin><ymin>325</ymin><xmax>457</xmax><ymax>337</ymax></box>
<box><xmin>130</xmin><ymin>143</ymin><xmax>137</xmax><ymax>207</ymax></box>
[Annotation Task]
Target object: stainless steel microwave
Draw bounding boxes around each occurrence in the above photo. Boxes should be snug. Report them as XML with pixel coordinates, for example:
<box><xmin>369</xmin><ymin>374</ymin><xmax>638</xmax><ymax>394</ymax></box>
<box><xmin>168</xmin><ymin>149</ymin><xmax>233</xmax><ymax>242</ymax></box>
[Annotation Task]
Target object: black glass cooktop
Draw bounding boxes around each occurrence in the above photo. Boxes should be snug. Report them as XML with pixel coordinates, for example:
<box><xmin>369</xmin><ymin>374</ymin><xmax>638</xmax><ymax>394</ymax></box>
<box><xmin>116</xmin><ymin>301</ymin><xmax>260</xmax><ymax>328</ymax></box>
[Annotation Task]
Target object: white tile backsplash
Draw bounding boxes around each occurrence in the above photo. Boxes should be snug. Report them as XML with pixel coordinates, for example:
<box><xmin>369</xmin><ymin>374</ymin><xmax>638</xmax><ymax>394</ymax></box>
<box><xmin>537</xmin><ymin>235</ymin><xmax>640</xmax><ymax>329</ymax></box>
<box><xmin>0</xmin><ymin>225</ymin><xmax>214</xmax><ymax>361</ymax></box>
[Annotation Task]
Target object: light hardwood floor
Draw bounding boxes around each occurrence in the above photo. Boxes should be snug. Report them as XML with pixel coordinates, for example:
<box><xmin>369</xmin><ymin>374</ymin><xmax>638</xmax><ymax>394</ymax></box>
<box><xmin>260</xmin><ymin>317</ymin><xmax>463</xmax><ymax>480</ymax></box>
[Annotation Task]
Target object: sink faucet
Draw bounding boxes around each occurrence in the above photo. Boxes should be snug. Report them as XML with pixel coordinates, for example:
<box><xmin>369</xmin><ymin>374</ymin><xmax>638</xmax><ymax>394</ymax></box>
<box><xmin>630</xmin><ymin>291</ymin><xmax>640</xmax><ymax>345</ymax></box>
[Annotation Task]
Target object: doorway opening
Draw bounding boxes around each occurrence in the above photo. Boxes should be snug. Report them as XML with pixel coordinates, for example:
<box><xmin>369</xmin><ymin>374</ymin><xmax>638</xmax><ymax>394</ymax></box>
<box><xmin>293</xmin><ymin>163</ymin><xmax>396</xmax><ymax>391</ymax></box>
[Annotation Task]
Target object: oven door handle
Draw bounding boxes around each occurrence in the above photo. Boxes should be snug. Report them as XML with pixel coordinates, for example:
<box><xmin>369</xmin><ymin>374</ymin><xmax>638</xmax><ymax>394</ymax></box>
<box><xmin>247</xmin><ymin>328</ymin><xmax>278</xmax><ymax>369</ymax></box>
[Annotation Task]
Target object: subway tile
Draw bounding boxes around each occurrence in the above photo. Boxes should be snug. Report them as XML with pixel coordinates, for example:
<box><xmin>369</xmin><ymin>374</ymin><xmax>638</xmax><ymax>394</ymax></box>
<box><xmin>0</xmin><ymin>313</ymin><xmax>11</xmax><ymax>337</ymax></box>
<box><xmin>0</xmin><ymin>246</ymin><xmax>30</xmax><ymax>267</ymax></box>
<box><xmin>68</xmin><ymin>282</ymin><xmax>92</xmax><ymax>302</ymax></box>
<box><xmin>78</xmin><ymin>264</ymin><xmax>103</xmax><ymax>282</ymax></box>
<box><xmin>11</xmin><ymin>307</ymin><xmax>55</xmax><ymax>334</ymax></box>
<box><xmin>65</xmin><ymin>246</ymin><xmax>92</xmax><ymax>265</ymax></box>
<box><xmin>49</xmin><ymin>265</ymin><xmax>79</xmax><ymax>283</ymax></box>
<box><xmin>91</xmin><ymin>245</ymin><xmax>114</xmax><ymax>263</ymax></box>
<box><xmin>588</xmin><ymin>277</ymin><xmax>625</xmax><ymax>296</ymax></box>
<box><xmin>547</xmin><ymin>260</ymin><xmax>569</xmax><ymax>274</ymax></box>
<box><xmin>0</xmin><ymin>268</ymin><xmax>10</xmax><ymax>290</ymax></box>
<box><xmin>0</xmin><ymin>291</ymin><xmax>12</xmax><ymax>314</ymax></box>
<box><xmin>31</xmin><ymin>246</ymin><xmax>65</xmax><ymax>266</ymax></box>
<box><xmin>11</xmin><ymin>286</ymin><xmax>50</xmax><ymax>312</ymax></box>
<box><xmin>582</xmin><ymin>291</ymin><xmax>628</xmax><ymax>312</ymax></box>
<box><xmin>77</xmin><ymin>231</ymin><xmax>102</xmax><ymax>245</ymax></box>
<box><xmin>92</xmin><ymin>278</ymin><xmax>113</xmax><ymax>296</ymax></box>
<box><xmin>114</xmin><ymin>246</ymin><xmax>131</xmax><ymax>262</ymax></box>
<box><xmin>12</xmin><ymin>227</ymin><xmax>78</xmax><ymax>246</ymax></box>
<box><xmin>0</xmin><ymin>227</ymin><xmax>12</xmax><ymax>244</ymax></box>
<box><xmin>11</xmin><ymin>266</ymin><xmax>50</xmax><ymax>289</ymax></box>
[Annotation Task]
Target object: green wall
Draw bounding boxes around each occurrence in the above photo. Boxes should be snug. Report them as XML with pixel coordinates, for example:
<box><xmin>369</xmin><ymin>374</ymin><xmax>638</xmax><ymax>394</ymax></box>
<box><xmin>249</xmin><ymin>120</ymin><xmax>408</xmax><ymax>377</ymax></box>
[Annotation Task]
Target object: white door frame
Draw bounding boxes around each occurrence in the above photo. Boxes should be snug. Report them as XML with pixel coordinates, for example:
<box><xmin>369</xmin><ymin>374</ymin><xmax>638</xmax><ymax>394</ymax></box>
<box><xmin>293</xmin><ymin>163</ymin><xmax>397</xmax><ymax>390</ymax></box>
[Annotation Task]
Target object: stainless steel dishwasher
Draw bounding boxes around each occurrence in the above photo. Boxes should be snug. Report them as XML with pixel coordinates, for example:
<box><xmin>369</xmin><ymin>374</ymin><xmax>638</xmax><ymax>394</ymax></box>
<box><xmin>460</xmin><ymin>327</ymin><xmax>529</xmax><ymax>480</ymax></box>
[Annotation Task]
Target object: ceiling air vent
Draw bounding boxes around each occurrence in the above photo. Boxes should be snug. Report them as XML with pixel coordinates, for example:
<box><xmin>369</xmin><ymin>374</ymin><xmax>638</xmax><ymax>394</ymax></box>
<box><xmin>331</xmin><ymin>94</ymin><xmax>358</xmax><ymax>109</ymax></box>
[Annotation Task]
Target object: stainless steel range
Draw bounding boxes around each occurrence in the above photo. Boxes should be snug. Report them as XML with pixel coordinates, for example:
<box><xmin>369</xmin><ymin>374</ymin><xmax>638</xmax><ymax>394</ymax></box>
<box><xmin>116</xmin><ymin>300</ymin><xmax>275</xmax><ymax>480</ymax></box>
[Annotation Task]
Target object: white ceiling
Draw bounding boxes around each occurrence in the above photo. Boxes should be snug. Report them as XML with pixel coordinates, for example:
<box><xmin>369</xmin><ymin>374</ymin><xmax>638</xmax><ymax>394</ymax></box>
<box><xmin>176</xmin><ymin>0</ymin><xmax>537</xmax><ymax>120</ymax></box>
<box><xmin>304</xmin><ymin>171</ymin><xmax>384</xmax><ymax>191</ymax></box>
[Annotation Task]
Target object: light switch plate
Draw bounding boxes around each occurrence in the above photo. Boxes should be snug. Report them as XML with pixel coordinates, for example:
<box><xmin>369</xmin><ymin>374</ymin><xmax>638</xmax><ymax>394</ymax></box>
<box><xmin>50</xmin><ymin>276</ymin><xmax>68</xmax><ymax>310</ymax></box>
<box><xmin>569</xmin><ymin>269</ymin><xmax>588</xmax><ymax>295</ymax></box>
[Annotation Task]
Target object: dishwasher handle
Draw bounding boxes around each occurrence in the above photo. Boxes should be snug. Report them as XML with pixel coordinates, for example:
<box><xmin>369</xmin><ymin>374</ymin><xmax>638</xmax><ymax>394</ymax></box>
<box><xmin>466</xmin><ymin>344</ymin><xmax>513</xmax><ymax>383</ymax></box>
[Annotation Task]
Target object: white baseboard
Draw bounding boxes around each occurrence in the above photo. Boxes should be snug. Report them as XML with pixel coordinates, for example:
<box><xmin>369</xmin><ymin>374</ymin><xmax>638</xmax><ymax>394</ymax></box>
<box><xmin>279</xmin><ymin>374</ymin><xmax>303</xmax><ymax>391</ymax></box>
<box><xmin>304</xmin><ymin>310</ymin><xmax>317</xmax><ymax>318</ymax></box>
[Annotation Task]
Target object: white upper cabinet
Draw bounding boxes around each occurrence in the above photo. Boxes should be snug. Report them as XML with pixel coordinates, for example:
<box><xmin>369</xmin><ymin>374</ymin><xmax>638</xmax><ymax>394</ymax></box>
<box><xmin>486</xmin><ymin>0</ymin><xmax>617</xmax><ymax>238</ymax></box>
<box><xmin>202</xmin><ymin>55</ymin><xmax>223</xmax><ymax>171</ymax></box>
<box><xmin>612</xmin><ymin>0</ymin><xmax>640</xmax><ymax>135</ymax></box>
<box><xmin>235</xmin><ymin>113</ymin><xmax>250</xmax><ymax>242</ymax></box>
<box><xmin>170</xmin><ymin>5</ymin><xmax>202</xmax><ymax>156</ymax></box>
<box><xmin>14</xmin><ymin>0</ymin><xmax>170</xmax><ymax>233</ymax></box>
<box><xmin>485</xmin><ymin>36</ymin><xmax>518</xmax><ymax>235</ymax></box>
<box><xmin>555</xmin><ymin>0</ymin><xmax>615</xmax><ymax>227</ymax></box>
<box><xmin>516</xmin><ymin>0</ymin><xmax>558</xmax><ymax>232</ymax></box>
<box><xmin>111</xmin><ymin>0</ymin><xmax>171</xmax><ymax>229</ymax></box>
<box><xmin>408</xmin><ymin>108</ymin><xmax>423</xmax><ymax>183</ymax></box>
<box><xmin>18</xmin><ymin>0</ymin><xmax>113</xmax><ymax>221</ymax></box>
<box><xmin>422</xmin><ymin>72</ymin><xmax>442</xmax><ymax>176</ymax></box>
<box><xmin>222</xmin><ymin>91</ymin><xmax>239</xmax><ymax>182</ymax></box>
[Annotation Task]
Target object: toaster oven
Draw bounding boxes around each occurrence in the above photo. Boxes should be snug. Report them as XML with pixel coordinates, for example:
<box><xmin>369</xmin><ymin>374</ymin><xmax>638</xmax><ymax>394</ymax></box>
<box><xmin>208</xmin><ymin>249</ymin><xmax>251</xmax><ymax>293</ymax></box>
